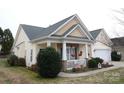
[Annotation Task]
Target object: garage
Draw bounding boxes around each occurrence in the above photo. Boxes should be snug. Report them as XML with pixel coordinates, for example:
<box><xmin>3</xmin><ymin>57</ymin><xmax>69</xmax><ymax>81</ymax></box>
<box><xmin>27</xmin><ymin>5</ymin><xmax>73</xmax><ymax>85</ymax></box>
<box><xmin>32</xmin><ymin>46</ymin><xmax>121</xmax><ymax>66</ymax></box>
<box><xmin>94</xmin><ymin>49</ymin><xmax>111</xmax><ymax>62</ymax></box>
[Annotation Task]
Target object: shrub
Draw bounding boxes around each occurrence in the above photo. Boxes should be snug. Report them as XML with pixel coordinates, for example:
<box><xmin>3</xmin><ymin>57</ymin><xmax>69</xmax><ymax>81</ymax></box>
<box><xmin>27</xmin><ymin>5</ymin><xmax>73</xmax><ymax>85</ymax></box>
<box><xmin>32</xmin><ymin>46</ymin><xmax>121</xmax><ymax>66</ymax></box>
<box><xmin>88</xmin><ymin>57</ymin><xmax>104</xmax><ymax>68</ymax></box>
<box><xmin>72</xmin><ymin>65</ymin><xmax>81</xmax><ymax>72</ymax></box>
<box><xmin>28</xmin><ymin>64</ymin><xmax>38</xmax><ymax>72</ymax></box>
<box><xmin>111</xmin><ymin>51</ymin><xmax>121</xmax><ymax>61</ymax></box>
<box><xmin>18</xmin><ymin>58</ymin><xmax>26</xmax><ymax>66</ymax></box>
<box><xmin>7</xmin><ymin>55</ymin><xmax>18</xmax><ymax>66</ymax></box>
<box><xmin>72</xmin><ymin>68</ymin><xmax>76</xmax><ymax>72</ymax></box>
<box><xmin>102</xmin><ymin>63</ymin><xmax>113</xmax><ymax>68</ymax></box>
<box><xmin>88</xmin><ymin>59</ymin><xmax>97</xmax><ymax>68</ymax></box>
<box><xmin>37</xmin><ymin>47</ymin><xmax>62</xmax><ymax>78</ymax></box>
<box><xmin>93</xmin><ymin>57</ymin><xmax>103</xmax><ymax>64</ymax></box>
<box><xmin>72</xmin><ymin>67</ymin><xmax>81</xmax><ymax>72</ymax></box>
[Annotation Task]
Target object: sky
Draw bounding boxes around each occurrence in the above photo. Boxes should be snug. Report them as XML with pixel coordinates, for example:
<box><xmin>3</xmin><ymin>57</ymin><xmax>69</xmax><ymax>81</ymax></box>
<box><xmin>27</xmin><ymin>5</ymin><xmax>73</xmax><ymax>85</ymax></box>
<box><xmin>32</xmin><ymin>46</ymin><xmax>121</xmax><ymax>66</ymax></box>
<box><xmin>0</xmin><ymin>0</ymin><xmax>124</xmax><ymax>38</ymax></box>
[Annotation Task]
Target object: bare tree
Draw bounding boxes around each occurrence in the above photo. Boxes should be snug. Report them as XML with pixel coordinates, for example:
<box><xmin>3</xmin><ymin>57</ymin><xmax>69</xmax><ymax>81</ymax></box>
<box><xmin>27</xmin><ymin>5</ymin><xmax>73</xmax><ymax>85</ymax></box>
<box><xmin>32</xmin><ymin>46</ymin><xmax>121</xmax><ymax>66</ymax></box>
<box><xmin>112</xmin><ymin>9</ymin><xmax>124</xmax><ymax>37</ymax></box>
<box><xmin>113</xmin><ymin>8</ymin><xmax>124</xmax><ymax>25</ymax></box>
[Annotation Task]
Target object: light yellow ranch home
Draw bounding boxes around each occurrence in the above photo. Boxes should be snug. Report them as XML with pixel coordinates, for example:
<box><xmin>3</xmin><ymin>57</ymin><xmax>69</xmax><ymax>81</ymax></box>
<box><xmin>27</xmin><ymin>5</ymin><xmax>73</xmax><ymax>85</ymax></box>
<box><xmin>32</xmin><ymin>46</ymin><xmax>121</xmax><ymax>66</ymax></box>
<box><xmin>12</xmin><ymin>14</ymin><xmax>113</xmax><ymax>69</ymax></box>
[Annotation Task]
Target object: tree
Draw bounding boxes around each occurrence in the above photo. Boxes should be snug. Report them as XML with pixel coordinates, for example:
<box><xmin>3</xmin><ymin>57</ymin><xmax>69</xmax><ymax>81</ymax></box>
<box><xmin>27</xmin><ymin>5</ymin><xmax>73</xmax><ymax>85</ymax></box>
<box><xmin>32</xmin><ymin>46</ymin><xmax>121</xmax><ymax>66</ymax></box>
<box><xmin>37</xmin><ymin>47</ymin><xmax>62</xmax><ymax>78</ymax></box>
<box><xmin>113</xmin><ymin>9</ymin><xmax>124</xmax><ymax>25</ymax></box>
<box><xmin>2</xmin><ymin>29</ymin><xmax>14</xmax><ymax>54</ymax></box>
<box><xmin>0</xmin><ymin>27</ymin><xmax>3</xmax><ymax>45</ymax></box>
<box><xmin>111</xmin><ymin>51</ymin><xmax>121</xmax><ymax>61</ymax></box>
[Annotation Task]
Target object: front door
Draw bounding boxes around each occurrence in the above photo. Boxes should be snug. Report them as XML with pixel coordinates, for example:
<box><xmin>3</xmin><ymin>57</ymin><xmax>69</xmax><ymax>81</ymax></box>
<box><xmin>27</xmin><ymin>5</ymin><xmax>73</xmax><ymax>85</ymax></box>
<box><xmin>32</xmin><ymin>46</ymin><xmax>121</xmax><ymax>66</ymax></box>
<box><xmin>67</xmin><ymin>46</ymin><xmax>78</xmax><ymax>60</ymax></box>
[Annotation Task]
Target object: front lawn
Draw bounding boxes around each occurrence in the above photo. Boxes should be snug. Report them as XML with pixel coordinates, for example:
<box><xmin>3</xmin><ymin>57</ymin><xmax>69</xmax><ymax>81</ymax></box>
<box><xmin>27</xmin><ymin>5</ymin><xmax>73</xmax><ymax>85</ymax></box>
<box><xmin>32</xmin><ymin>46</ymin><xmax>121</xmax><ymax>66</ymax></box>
<box><xmin>0</xmin><ymin>58</ymin><xmax>124</xmax><ymax>84</ymax></box>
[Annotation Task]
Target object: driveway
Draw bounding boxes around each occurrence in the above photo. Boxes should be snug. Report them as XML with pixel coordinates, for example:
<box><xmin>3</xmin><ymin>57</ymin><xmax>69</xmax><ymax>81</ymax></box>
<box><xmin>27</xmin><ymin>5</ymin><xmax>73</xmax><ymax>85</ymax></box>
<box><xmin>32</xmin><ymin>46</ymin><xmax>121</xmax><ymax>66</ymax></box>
<box><xmin>58</xmin><ymin>61</ymin><xmax>124</xmax><ymax>77</ymax></box>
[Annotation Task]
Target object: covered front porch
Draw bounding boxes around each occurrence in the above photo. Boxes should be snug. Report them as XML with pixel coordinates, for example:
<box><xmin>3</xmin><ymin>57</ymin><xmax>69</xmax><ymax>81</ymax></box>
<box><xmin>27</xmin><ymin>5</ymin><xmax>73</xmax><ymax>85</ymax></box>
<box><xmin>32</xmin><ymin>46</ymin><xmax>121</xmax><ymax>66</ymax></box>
<box><xmin>33</xmin><ymin>39</ymin><xmax>93</xmax><ymax>70</ymax></box>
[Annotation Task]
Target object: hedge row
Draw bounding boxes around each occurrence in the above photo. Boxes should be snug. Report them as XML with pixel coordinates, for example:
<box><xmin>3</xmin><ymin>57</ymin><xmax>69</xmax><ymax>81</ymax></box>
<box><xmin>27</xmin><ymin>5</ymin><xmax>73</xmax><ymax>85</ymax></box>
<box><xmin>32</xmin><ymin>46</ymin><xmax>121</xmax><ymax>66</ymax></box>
<box><xmin>7</xmin><ymin>55</ymin><xmax>26</xmax><ymax>66</ymax></box>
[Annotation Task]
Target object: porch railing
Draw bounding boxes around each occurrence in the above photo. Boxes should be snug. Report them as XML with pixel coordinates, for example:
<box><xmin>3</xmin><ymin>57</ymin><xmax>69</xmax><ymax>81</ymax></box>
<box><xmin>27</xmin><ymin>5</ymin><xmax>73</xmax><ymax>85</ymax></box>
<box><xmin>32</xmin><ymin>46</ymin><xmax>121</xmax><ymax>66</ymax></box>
<box><xmin>64</xmin><ymin>59</ymin><xmax>87</xmax><ymax>69</ymax></box>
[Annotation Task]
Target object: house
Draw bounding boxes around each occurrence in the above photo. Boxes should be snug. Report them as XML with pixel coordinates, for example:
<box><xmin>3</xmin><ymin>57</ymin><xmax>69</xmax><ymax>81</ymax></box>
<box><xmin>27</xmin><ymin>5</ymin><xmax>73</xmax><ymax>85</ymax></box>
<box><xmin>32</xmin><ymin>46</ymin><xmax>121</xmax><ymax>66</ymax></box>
<box><xmin>90</xmin><ymin>29</ymin><xmax>113</xmax><ymax>62</ymax></box>
<box><xmin>12</xmin><ymin>14</ymin><xmax>113</xmax><ymax>69</ymax></box>
<box><xmin>111</xmin><ymin>37</ymin><xmax>124</xmax><ymax>61</ymax></box>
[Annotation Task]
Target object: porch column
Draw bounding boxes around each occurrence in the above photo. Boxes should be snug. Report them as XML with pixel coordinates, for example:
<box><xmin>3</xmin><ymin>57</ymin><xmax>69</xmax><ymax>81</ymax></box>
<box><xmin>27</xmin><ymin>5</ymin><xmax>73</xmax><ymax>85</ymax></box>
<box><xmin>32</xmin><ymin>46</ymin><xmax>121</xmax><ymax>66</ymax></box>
<box><xmin>91</xmin><ymin>44</ymin><xmax>94</xmax><ymax>57</ymax></box>
<box><xmin>47</xmin><ymin>41</ymin><xmax>51</xmax><ymax>47</ymax></box>
<box><xmin>33</xmin><ymin>44</ymin><xmax>38</xmax><ymax>64</ymax></box>
<box><xmin>85</xmin><ymin>44</ymin><xmax>88</xmax><ymax>58</ymax></box>
<box><xmin>62</xmin><ymin>41</ymin><xmax>67</xmax><ymax>60</ymax></box>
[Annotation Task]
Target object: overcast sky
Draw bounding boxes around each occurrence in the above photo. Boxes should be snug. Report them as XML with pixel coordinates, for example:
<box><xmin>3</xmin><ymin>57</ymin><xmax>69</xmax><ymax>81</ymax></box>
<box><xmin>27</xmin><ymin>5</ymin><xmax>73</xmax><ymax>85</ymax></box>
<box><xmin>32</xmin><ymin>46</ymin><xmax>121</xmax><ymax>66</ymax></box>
<box><xmin>0</xmin><ymin>0</ymin><xmax>124</xmax><ymax>38</ymax></box>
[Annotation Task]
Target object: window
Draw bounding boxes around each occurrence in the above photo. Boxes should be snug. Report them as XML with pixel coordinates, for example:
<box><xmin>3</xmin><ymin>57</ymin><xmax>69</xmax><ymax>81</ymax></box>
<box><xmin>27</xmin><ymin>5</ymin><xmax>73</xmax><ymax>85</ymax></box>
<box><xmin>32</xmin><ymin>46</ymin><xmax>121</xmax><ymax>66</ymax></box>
<box><xmin>30</xmin><ymin>49</ymin><xmax>33</xmax><ymax>62</ymax></box>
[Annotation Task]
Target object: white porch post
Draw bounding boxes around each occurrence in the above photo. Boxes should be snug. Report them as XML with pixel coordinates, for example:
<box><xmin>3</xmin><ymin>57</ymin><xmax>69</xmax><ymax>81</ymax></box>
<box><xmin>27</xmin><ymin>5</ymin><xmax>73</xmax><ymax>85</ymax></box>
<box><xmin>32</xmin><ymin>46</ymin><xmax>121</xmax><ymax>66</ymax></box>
<box><xmin>85</xmin><ymin>44</ymin><xmax>88</xmax><ymax>58</ymax></box>
<box><xmin>62</xmin><ymin>41</ymin><xmax>67</xmax><ymax>60</ymax></box>
<box><xmin>33</xmin><ymin>44</ymin><xmax>38</xmax><ymax>64</ymax></box>
<box><xmin>91</xmin><ymin>44</ymin><xmax>94</xmax><ymax>57</ymax></box>
<box><xmin>47</xmin><ymin>41</ymin><xmax>51</xmax><ymax>47</ymax></box>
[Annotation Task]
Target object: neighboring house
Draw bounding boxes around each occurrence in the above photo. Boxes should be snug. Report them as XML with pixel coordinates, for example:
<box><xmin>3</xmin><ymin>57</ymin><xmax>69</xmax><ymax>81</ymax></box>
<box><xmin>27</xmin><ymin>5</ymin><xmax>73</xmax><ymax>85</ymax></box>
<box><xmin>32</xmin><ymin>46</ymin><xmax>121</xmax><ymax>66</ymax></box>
<box><xmin>12</xmin><ymin>14</ymin><xmax>113</xmax><ymax>69</ymax></box>
<box><xmin>90</xmin><ymin>29</ymin><xmax>113</xmax><ymax>62</ymax></box>
<box><xmin>111</xmin><ymin>37</ymin><xmax>124</xmax><ymax>61</ymax></box>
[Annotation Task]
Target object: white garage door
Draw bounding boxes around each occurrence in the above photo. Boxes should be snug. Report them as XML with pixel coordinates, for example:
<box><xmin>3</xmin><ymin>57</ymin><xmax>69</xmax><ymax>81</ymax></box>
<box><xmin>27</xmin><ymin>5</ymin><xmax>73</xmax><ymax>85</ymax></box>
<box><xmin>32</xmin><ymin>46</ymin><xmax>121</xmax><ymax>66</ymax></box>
<box><xmin>94</xmin><ymin>49</ymin><xmax>111</xmax><ymax>62</ymax></box>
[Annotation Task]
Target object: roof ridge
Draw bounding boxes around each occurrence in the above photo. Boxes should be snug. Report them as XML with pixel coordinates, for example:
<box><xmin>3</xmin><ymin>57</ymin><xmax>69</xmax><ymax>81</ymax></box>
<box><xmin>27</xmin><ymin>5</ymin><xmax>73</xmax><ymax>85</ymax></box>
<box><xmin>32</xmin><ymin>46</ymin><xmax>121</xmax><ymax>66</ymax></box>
<box><xmin>111</xmin><ymin>36</ymin><xmax>124</xmax><ymax>39</ymax></box>
<box><xmin>21</xmin><ymin>24</ymin><xmax>45</xmax><ymax>29</ymax></box>
<box><xmin>62</xmin><ymin>24</ymin><xmax>78</xmax><ymax>36</ymax></box>
<box><xmin>90</xmin><ymin>28</ymin><xmax>102</xmax><ymax>39</ymax></box>
<box><xmin>47</xmin><ymin>14</ymin><xmax>75</xmax><ymax>28</ymax></box>
<box><xmin>90</xmin><ymin>28</ymin><xmax>103</xmax><ymax>32</ymax></box>
<box><xmin>20</xmin><ymin>14</ymin><xmax>77</xmax><ymax>40</ymax></box>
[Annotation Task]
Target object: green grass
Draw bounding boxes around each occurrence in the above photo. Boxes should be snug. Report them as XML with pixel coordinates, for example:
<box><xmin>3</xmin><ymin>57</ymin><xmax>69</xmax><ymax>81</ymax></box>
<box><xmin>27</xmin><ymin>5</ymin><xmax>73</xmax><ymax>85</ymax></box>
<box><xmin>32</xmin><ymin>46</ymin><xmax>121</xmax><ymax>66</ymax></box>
<box><xmin>0</xmin><ymin>58</ymin><xmax>124</xmax><ymax>84</ymax></box>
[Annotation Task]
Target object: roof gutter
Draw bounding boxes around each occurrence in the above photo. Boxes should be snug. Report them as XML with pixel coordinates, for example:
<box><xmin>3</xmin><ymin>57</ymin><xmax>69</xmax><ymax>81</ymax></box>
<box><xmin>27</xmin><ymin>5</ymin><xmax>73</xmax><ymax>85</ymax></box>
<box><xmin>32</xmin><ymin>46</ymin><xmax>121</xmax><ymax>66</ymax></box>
<box><xmin>31</xmin><ymin>36</ymin><xmax>95</xmax><ymax>43</ymax></box>
<box><xmin>47</xmin><ymin>36</ymin><xmax>93</xmax><ymax>43</ymax></box>
<box><xmin>30</xmin><ymin>36</ymin><xmax>48</xmax><ymax>43</ymax></box>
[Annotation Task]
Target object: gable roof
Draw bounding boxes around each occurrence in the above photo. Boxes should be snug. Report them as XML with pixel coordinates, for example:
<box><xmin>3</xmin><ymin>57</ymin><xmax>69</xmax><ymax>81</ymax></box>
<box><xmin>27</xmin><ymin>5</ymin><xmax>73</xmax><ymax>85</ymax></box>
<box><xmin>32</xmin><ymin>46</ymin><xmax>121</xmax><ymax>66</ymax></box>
<box><xmin>63</xmin><ymin>24</ymin><xmax>77</xmax><ymax>36</ymax></box>
<box><xmin>20</xmin><ymin>14</ymin><xmax>100</xmax><ymax>42</ymax></box>
<box><xmin>21</xmin><ymin>24</ymin><xmax>45</xmax><ymax>40</ymax></box>
<box><xmin>64</xmin><ymin>24</ymin><xmax>90</xmax><ymax>40</ymax></box>
<box><xmin>111</xmin><ymin>37</ymin><xmax>124</xmax><ymax>46</ymax></box>
<box><xmin>90</xmin><ymin>29</ymin><xmax>102</xmax><ymax>39</ymax></box>
<box><xmin>21</xmin><ymin>15</ymin><xmax>75</xmax><ymax>40</ymax></box>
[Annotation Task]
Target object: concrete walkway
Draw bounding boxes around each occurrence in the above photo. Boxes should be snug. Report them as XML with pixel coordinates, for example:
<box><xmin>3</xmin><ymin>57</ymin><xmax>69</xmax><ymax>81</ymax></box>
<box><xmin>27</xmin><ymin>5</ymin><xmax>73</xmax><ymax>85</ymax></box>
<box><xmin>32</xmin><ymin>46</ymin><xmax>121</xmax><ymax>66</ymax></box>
<box><xmin>58</xmin><ymin>61</ymin><xmax>124</xmax><ymax>77</ymax></box>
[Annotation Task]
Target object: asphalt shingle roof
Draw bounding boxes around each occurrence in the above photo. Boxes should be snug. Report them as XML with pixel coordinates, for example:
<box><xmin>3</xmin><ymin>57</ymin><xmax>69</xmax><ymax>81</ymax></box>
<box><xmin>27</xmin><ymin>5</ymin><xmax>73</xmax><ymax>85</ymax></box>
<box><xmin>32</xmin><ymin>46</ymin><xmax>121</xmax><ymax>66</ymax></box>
<box><xmin>21</xmin><ymin>24</ymin><xmax>45</xmax><ymax>40</ymax></box>
<box><xmin>90</xmin><ymin>29</ymin><xmax>102</xmax><ymax>39</ymax></box>
<box><xmin>21</xmin><ymin>15</ymin><xmax>102</xmax><ymax>41</ymax></box>
<box><xmin>21</xmin><ymin>15</ymin><xmax>74</xmax><ymax>40</ymax></box>
<box><xmin>111</xmin><ymin>37</ymin><xmax>124</xmax><ymax>46</ymax></box>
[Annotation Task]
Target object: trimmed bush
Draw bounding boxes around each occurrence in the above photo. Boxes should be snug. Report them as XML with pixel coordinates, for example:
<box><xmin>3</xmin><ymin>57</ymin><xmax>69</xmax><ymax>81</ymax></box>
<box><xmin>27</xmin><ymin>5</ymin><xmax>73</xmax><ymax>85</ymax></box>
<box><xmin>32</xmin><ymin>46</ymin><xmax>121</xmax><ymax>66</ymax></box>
<box><xmin>72</xmin><ymin>67</ymin><xmax>81</xmax><ymax>72</ymax></box>
<box><xmin>7</xmin><ymin>55</ymin><xmax>18</xmax><ymax>66</ymax></box>
<box><xmin>93</xmin><ymin>57</ymin><xmax>103</xmax><ymax>64</ymax></box>
<box><xmin>88</xmin><ymin>57</ymin><xmax>103</xmax><ymax>68</ymax></box>
<box><xmin>18</xmin><ymin>58</ymin><xmax>26</xmax><ymax>66</ymax></box>
<box><xmin>28</xmin><ymin>64</ymin><xmax>38</xmax><ymax>72</ymax></box>
<box><xmin>88</xmin><ymin>59</ymin><xmax>97</xmax><ymax>68</ymax></box>
<box><xmin>102</xmin><ymin>63</ymin><xmax>113</xmax><ymax>68</ymax></box>
<box><xmin>37</xmin><ymin>47</ymin><xmax>62</xmax><ymax>78</ymax></box>
<box><xmin>111</xmin><ymin>51</ymin><xmax>121</xmax><ymax>61</ymax></box>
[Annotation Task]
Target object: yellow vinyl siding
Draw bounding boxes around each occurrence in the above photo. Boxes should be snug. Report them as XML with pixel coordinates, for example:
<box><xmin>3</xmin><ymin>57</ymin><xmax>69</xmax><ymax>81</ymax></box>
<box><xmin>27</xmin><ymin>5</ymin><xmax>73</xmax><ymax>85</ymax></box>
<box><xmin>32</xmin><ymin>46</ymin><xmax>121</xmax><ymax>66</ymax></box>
<box><xmin>55</xmin><ymin>17</ymin><xmax>79</xmax><ymax>35</ymax></box>
<box><xmin>69</xmin><ymin>28</ymin><xmax>86</xmax><ymax>37</ymax></box>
